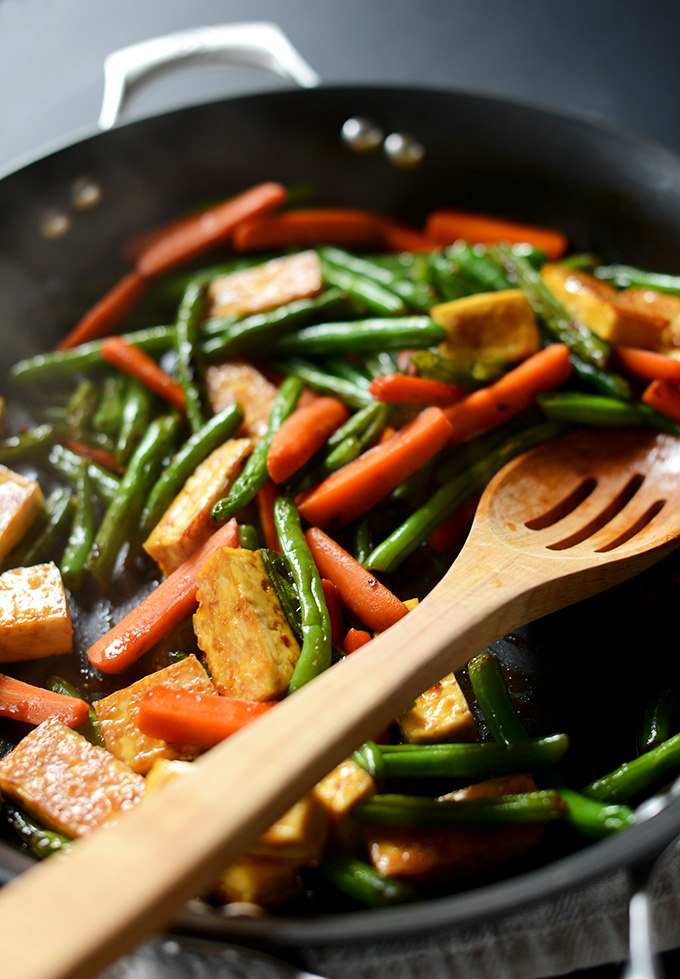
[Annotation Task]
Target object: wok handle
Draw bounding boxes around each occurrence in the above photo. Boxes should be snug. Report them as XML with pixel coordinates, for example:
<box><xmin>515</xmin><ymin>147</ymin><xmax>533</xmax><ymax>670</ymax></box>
<box><xmin>98</xmin><ymin>22</ymin><xmax>320</xmax><ymax>131</ymax></box>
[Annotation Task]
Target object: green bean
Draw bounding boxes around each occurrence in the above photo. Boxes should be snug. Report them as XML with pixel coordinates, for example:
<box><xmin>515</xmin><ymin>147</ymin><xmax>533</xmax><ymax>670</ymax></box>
<box><xmin>139</xmin><ymin>402</ymin><xmax>243</xmax><ymax>540</ymax></box>
<box><xmin>270</xmin><ymin>359</ymin><xmax>372</xmax><ymax>409</ymax></box>
<box><xmin>318</xmin><ymin>850</ymin><xmax>418</xmax><ymax>908</ymax></box>
<box><xmin>175</xmin><ymin>280</ymin><xmax>208</xmax><ymax>433</ymax></box>
<box><xmin>352</xmin><ymin>791</ymin><xmax>566</xmax><ymax>827</ymax></box>
<box><xmin>0</xmin><ymin>424</ymin><xmax>55</xmax><ymax>463</ymax></box>
<box><xmin>236</xmin><ymin>523</ymin><xmax>259</xmax><ymax>550</ymax></box>
<box><xmin>93</xmin><ymin>374</ymin><xmax>126</xmax><ymax>436</ymax></box>
<box><xmin>89</xmin><ymin>415</ymin><xmax>179</xmax><ymax>589</ymax></box>
<box><xmin>261</xmin><ymin>548</ymin><xmax>303</xmax><ymax>644</ymax></box>
<box><xmin>352</xmin><ymin>740</ymin><xmax>385</xmax><ymax>778</ymax></box>
<box><xmin>320</xmin><ymin>257</ymin><xmax>407</xmax><ymax>316</ymax></box>
<box><xmin>60</xmin><ymin>462</ymin><xmax>96</xmax><ymax>591</ymax></box>
<box><xmin>10</xmin><ymin>325</ymin><xmax>175</xmax><ymax>382</ymax></box>
<box><xmin>366</xmin><ymin>421</ymin><xmax>562</xmax><ymax>573</ymax></box>
<box><xmin>640</xmin><ymin>688</ymin><xmax>676</xmax><ymax>754</ymax></box>
<box><xmin>4</xmin><ymin>803</ymin><xmax>71</xmax><ymax>860</ymax></box>
<box><xmin>266</xmin><ymin>317</ymin><xmax>445</xmax><ymax>357</ymax></box>
<box><xmin>320</xmin><ymin>247</ymin><xmax>432</xmax><ymax>312</ymax></box>
<box><xmin>211</xmin><ymin>377</ymin><xmax>303</xmax><ymax>522</ymax></box>
<box><xmin>489</xmin><ymin>244</ymin><xmax>612</xmax><ymax>368</ymax></box>
<box><xmin>65</xmin><ymin>379</ymin><xmax>99</xmax><ymax>438</ymax></box>
<box><xmin>583</xmin><ymin>731</ymin><xmax>680</xmax><ymax>804</ymax></box>
<box><xmin>321</xmin><ymin>355</ymin><xmax>372</xmax><ymax>389</ymax></box>
<box><xmin>47</xmin><ymin>444</ymin><xmax>120</xmax><ymax>506</ymax></box>
<box><xmin>448</xmin><ymin>242</ymin><xmax>513</xmax><ymax>292</ymax></box>
<box><xmin>557</xmin><ymin>253</ymin><xmax>600</xmax><ymax>272</ymax></box>
<box><xmin>115</xmin><ymin>378</ymin><xmax>155</xmax><ymax>468</ymax></box>
<box><xmin>362</xmin><ymin>350</ymin><xmax>400</xmax><ymax>378</ymax></box>
<box><xmin>594</xmin><ymin>264</ymin><xmax>680</xmax><ymax>295</ymax></box>
<box><xmin>428</xmin><ymin>251</ymin><xmax>477</xmax><ymax>300</ymax></box>
<box><xmin>351</xmin><ymin>513</ymin><xmax>373</xmax><ymax>566</ymax></box>
<box><xmin>569</xmin><ymin>353</ymin><xmax>633</xmax><ymax>402</ymax></box>
<box><xmin>410</xmin><ymin>350</ymin><xmax>507</xmax><ymax>390</ymax></box>
<box><xmin>327</xmin><ymin>402</ymin><xmax>386</xmax><ymax>449</ymax></box>
<box><xmin>273</xmin><ymin>497</ymin><xmax>332</xmax><ymax>693</ymax></box>
<box><xmin>45</xmin><ymin>675</ymin><xmax>104</xmax><ymax>747</ymax></box>
<box><xmin>5</xmin><ymin>488</ymin><xmax>73</xmax><ymax>569</ymax></box>
<box><xmin>536</xmin><ymin>392</ymin><xmax>680</xmax><ymax>436</ymax></box>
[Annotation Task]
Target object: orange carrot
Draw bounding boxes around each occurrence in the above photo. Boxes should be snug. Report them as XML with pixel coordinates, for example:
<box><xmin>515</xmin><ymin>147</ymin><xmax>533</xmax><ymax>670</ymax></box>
<box><xmin>297</xmin><ymin>407</ymin><xmax>453</xmax><ymax>529</ymax></box>
<box><xmin>136</xmin><ymin>182</ymin><xmax>287</xmax><ymax>277</ymax></box>
<box><xmin>321</xmin><ymin>578</ymin><xmax>344</xmax><ymax>647</ymax></box>
<box><xmin>0</xmin><ymin>674</ymin><xmax>89</xmax><ymax>727</ymax></box>
<box><xmin>267</xmin><ymin>396</ymin><xmax>350</xmax><ymax>484</ymax></box>
<box><xmin>100</xmin><ymin>336</ymin><xmax>187</xmax><ymax>411</ymax></box>
<box><xmin>305</xmin><ymin>527</ymin><xmax>408</xmax><ymax>633</ymax></box>
<box><xmin>256</xmin><ymin>480</ymin><xmax>281</xmax><ymax>551</ymax></box>
<box><xmin>443</xmin><ymin>343</ymin><xmax>572</xmax><ymax>444</ymax></box>
<box><xmin>343</xmin><ymin>627</ymin><xmax>372</xmax><ymax>654</ymax></box>
<box><xmin>87</xmin><ymin>519</ymin><xmax>240</xmax><ymax>673</ymax></box>
<box><xmin>60</xmin><ymin>438</ymin><xmax>122</xmax><ymax>474</ymax></box>
<box><xmin>232</xmin><ymin>208</ymin><xmax>384</xmax><ymax>252</ymax></box>
<box><xmin>55</xmin><ymin>271</ymin><xmax>148</xmax><ymax>350</ymax></box>
<box><xmin>425</xmin><ymin>209</ymin><xmax>568</xmax><ymax>259</ymax></box>
<box><xmin>616</xmin><ymin>346</ymin><xmax>680</xmax><ymax>386</ymax></box>
<box><xmin>378</xmin><ymin>425</ymin><xmax>397</xmax><ymax>444</ymax></box>
<box><xmin>137</xmin><ymin>687</ymin><xmax>274</xmax><ymax>748</ymax></box>
<box><xmin>377</xmin><ymin>217</ymin><xmax>438</xmax><ymax>253</ymax></box>
<box><xmin>369</xmin><ymin>373</ymin><xmax>466</xmax><ymax>406</ymax></box>
<box><xmin>641</xmin><ymin>379</ymin><xmax>680</xmax><ymax>423</ymax></box>
<box><xmin>428</xmin><ymin>493</ymin><xmax>481</xmax><ymax>552</ymax></box>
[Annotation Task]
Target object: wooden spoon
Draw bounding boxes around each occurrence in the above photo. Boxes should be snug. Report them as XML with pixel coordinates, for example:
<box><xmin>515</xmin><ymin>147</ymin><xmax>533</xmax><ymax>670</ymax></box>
<box><xmin>3</xmin><ymin>426</ymin><xmax>680</xmax><ymax>979</ymax></box>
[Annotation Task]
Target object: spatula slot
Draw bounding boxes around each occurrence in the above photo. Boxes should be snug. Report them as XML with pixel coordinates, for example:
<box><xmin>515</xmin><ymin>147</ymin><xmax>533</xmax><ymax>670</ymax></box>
<box><xmin>525</xmin><ymin>477</ymin><xmax>597</xmax><ymax>530</ymax></box>
<box><xmin>595</xmin><ymin>499</ymin><xmax>667</xmax><ymax>552</ymax></box>
<box><xmin>546</xmin><ymin>473</ymin><xmax>646</xmax><ymax>550</ymax></box>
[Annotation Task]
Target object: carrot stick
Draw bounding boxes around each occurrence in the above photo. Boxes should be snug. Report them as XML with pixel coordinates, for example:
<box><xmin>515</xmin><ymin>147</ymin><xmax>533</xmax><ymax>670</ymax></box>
<box><xmin>0</xmin><ymin>674</ymin><xmax>89</xmax><ymax>728</ymax></box>
<box><xmin>232</xmin><ymin>208</ymin><xmax>384</xmax><ymax>252</ymax></box>
<box><xmin>136</xmin><ymin>181</ymin><xmax>287</xmax><ymax>277</ymax></box>
<box><xmin>256</xmin><ymin>480</ymin><xmax>281</xmax><ymax>552</ymax></box>
<box><xmin>369</xmin><ymin>374</ymin><xmax>466</xmax><ymax>406</ymax></box>
<box><xmin>55</xmin><ymin>271</ymin><xmax>148</xmax><ymax>351</ymax></box>
<box><xmin>641</xmin><ymin>379</ymin><xmax>680</xmax><ymax>423</ymax></box>
<box><xmin>60</xmin><ymin>439</ymin><xmax>122</xmax><ymax>474</ymax></box>
<box><xmin>297</xmin><ymin>407</ymin><xmax>453</xmax><ymax>529</ymax></box>
<box><xmin>377</xmin><ymin>217</ymin><xmax>438</xmax><ymax>253</ymax></box>
<box><xmin>615</xmin><ymin>346</ymin><xmax>680</xmax><ymax>386</ymax></box>
<box><xmin>267</xmin><ymin>396</ymin><xmax>350</xmax><ymax>484</ymax></box>
<box><xmin>100</xmin><ymin>336</ymin><xmax>187</xmax><ymax>411</ymax></box>
<box><xmin>321</xmin><ymin>578</ymin><xmax>344</xmax><ymax>647</ymax></box>
<box><xmin>378</xmin><ymin>425</ymin><xmax>397</xmax><ymax>444</ymax></box>
<box><xmin>443</xmin><ymin>343</ymin><xmax>572</xmax><ymax>444</ymax></box>
<box><xmin>425</xmin><ymin>209</ymin><xmax>568</xmax><ymax>259</ymax></box>
<box><xmin>137</xmin><ymin>687</ymin><xmax>274</xmax><ymax>748</ymax></box>
<box><xmin>427</xmin><ymin>493</ymin><xmax>481</xmax><ymax>552</ymax></box>
<box><xmin>305</xmin><ymin>527</ymin><xmax>408</xmax><ymax>633</ymax></box>
<box><xmin>343</xmin><ymin>627</ymin><xmax>372</xmax><ymax>654</ymax></box>
<box><xmin>87</xmin><ymin>518</ymin><xmax>240</xmax><ymax>674</ymax></box>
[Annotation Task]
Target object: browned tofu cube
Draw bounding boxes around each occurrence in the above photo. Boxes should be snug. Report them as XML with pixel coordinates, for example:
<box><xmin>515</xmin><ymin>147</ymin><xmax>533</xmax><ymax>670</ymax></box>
<box><xmin>618</xmin><ymin>287</ymin><xmax>680</xmax><ymax>350</ymax></box>
<box><xmin>93</xmin><ymin>655</ymin><xmax>217</xmax><ymax>774</ymax></box>
<box><xmin>208</xmin><ymin>251</ymin><xmax>322</xmax><ymax>318</ymax></box>
<box><xmin>313</xmin><ymin>757</ymin><xmax>375</xmax><ymax>848</ymax></box>
<box><xmin>430</xmin><ymin>290</ymin><xmax>540</xmax><ymax>364</ymax></box>
<box><xmin>143</xmin><ymin>438</ymin><xmax>253</xmax><ymax>575</ymax></box>
<box><xmin>397</xmin><ymin>671</ymin><xmax>476</xmax><ymax>744</ymax></box>
<box><xmin>212</xmin><ymin>855</ymin><xmax>303</xmax><ymax>907</ymax></box>
<box><xmin>194</xmin><ymin>547</ymin><xmax>301</xmax><ymax>700</ymax></box>
<box><xmin>0</xmin><ymin>562</ymin><xmax>73</xmax><ymax>662</ymax></box>
<box><xmin>541</xmin><ymin>264</ymin><xmax>666</xmax><ymax>349</ymax></box>
<box><xmin>0</xmin><ymin>717</ymin><xmax>144</xmax><ymax>838</ymax></box>
<box><xmin>0</xmin><ymin>396</ymin><xmax>5</xmax><ymax>432</ymax></box>
<box><xmin>365</xmin><ymin>773</ymin><xmax>544</xmax><ymax>881</ymax></box>
<box><xmin>206</xmin><ymin>360</ymin><xmax>279</xmax><ymax>440</ymax></box>
<box><xmin>0</xmin><ymin>465</ymin><xmax>44</xmax><ymax>563</ymax></box>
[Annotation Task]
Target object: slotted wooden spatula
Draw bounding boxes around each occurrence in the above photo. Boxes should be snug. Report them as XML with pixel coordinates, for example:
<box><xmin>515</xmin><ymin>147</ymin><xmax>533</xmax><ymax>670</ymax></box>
<box><xmin>3</xmin><ymin>427</ymin><xmax>680</xmax><ymax>979</ymax></box>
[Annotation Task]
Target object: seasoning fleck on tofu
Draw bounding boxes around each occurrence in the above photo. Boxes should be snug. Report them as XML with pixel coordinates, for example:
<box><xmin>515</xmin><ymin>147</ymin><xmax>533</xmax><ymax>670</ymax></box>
<box><xmin>0</xmin><ymin>465</ymin><xmax>44</xmax><ymax>563</ymax></box>
<box><xmin>93</xmin><ymin>655</ymin><xmax>217</xmax><ymax>774</ymax></box>
<box><xmin>397</xmin><ymin>671</ymin><xmax>476</xmax><ymax>744</ymax></box>
<box><xmin>208</xmin><ymin>250</ymin><xmax>322</xmax><ymax>318</ymax></box>
<box><xmin>430</xmin><ymin>290</ymin><xmax>540</xmax><ymax>364</ymax></box>
<box><xmin>143</xmin><ymin>438</ymin><xmax>253</xmax><ymax>575</ymax></box>
<box><xmin>541</xmin><ymin>264</ymin><xmax>667</xmax><ymax>349</ymax></box>
<box><xmin>0</xmin><ymin>562</ymin><xmax>72</xmax><ymax>662</ymax></box>
<box><xmin>313</xmin><ymin>757</ymin><xmax>375</xmax><ymax>848</ymax></box>
<box><xmin>0</xmin><ymin>717</ymin><xmax>144</xmax><ymax>838</ymax></box>
<box><xmin>206</xmin><ymin>360</ymin><xmax>279</xmax><ymax>440</ymax></box>
<box><xmin>365</xmin><ymin>773</ymin><xmax>544</xmax><ymax>881</ymax></box>
<box><xmin>194</xmin><ymin>547</ymin><xmax>301</xmax><ymax>700</ymax></box>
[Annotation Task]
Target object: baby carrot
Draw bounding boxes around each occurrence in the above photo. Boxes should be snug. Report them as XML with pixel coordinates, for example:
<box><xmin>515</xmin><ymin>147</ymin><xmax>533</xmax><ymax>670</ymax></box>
<box><xmin>137</xmin><ymin>687</ymin><xmax>274</xmax><ymax>748</ymax></box>
<box><xmin>344</xmin><ymin>627</ymin><xmax>372</xmax><ymax>654</ymax></box>
<box><xmin>641</xmin><ymin>379</ymin><xmax>680</xmax><ymax>424</ymax></box>
<box><xmin>0</xmin><ymin>674</ymin><xmax>89</xmax><ymax>727</ymax></box>
<box><xmin>256</xmin><ymin>480</ymin><xmax>281</xmax><ymax>552</ymax></box>
<box><xmin>232</xmin><ymin>208</ymin><xmax>384</xmax><ymax>252</ymax></box>
<box><xmin>267</xmin><ymin>396</ymin><xmax>350</xmax><ymax>484</ymax></box>
<box><xmin>616</xmin><ymin>345</ymin><xmax>680</xmax><ymax>385</ymax></box>
<box><xmin>321</xmin><ymin>577</ymin><xmax>344</xmax><ymax>648</ymax></box>
<box><xmin>425</xmin><ymin>209</ymin><xmax>568</xmax><ymax>259</ymax></box>
<box><xmin>100</xmin><ymin>336</ymin><xmax>187</xmax><ymax>411</ymax></box>
<box><xmin>369</xmin><ymin>374</ymin><xmax>466</xmax><ymax>406</ymax></box>
<box><xmin>55</xmin><ymin>271</ymin><xmax>148</xmax><ymax>350</ymax></box>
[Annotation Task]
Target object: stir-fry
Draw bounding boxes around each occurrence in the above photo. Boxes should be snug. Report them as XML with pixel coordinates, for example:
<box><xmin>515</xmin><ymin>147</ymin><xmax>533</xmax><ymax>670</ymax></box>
<box><xmin>2</xmin><ymin>181</ymin><xmax>680</xmax><ymax>914</ymax></box>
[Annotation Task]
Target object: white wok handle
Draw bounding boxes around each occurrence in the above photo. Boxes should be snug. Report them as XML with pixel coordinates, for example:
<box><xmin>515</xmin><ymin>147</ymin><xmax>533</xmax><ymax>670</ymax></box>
<box><xmin>98</xmin><ymin>23</ymin><xmax>320</xmax><ymax>131</ymax></box>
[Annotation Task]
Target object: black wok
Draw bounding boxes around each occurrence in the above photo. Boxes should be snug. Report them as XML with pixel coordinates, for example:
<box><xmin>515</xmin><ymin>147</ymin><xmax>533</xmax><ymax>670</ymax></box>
<box><xmin>2</xmin><ymin>65</ymin><xmax>680</xmax><ymax>966</ymax></box>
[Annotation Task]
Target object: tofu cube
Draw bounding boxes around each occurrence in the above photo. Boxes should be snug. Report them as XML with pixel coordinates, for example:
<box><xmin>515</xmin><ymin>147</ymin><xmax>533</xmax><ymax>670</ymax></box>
<box><xmin>365</xmin><ymin>773</ymin><xmax>544</xmax><ymax>880</ymax></box>
<box><xmin>212</xmin><ymin>855</ymin><xmax>303</xmax><ymax>907</ymax></box>
<box><xmin>0</xmin><ymin>562</ymin><xmax>72</xmax><ymax>662</ymax></box>
<box><xmin>206</xmin><ymin>360</ymin><xmax>280</xmax><ymax>441</ymax></box>
<box><xmin>397</xmin><ymin>671</ymin><xmax>476</xmax><ymax>744</ymax></box>
<box><xmin>313</xmin><ymin>757</ymin><xmax>376</xmax><ymax>848</ymax></box>
<box><xmin>0</xmin><ymin>396</ymin><xmax>6</xmax><ymax>432</ymax></box>
<box><xmin>143</xmin><ymin>438</ymin><xmax>253</xmax><ymax>575</ymax></box>
<box><xmin>541</xmin><ymin>264</ymin><xmax>666</xmax><ymax>349</ymax></box>
<box><xmin>430</xmin><ymin>290</ymin><xmax>540</xmax><ymax>364</ymax></box>
<box><xmin>208</xmin><ymin>251</ymin><xmax>322</xmax><ymax>318</ymax></box>
<box><xmin>93</xmin><ymin>655</ymin><xmax>217</xmax><ymax>774</ymax></box>
<box><xmin>194</xmin><ymin>547</ymin><xmax>301</xmax><ymax>700</ymax></box>
<box><xmin>618</xmin><ymin>287</ymin><xmax>680</xmax><ymax>350</ymax></box>
<box><xmin>0</xmin><ymin>465</ymin><xmax>44</xmax><ymax>563</ymax></box>
<box><xmin>0</xmin><ymin>717</ymin><xmax>144</xmax><ymax>838</ymax></box>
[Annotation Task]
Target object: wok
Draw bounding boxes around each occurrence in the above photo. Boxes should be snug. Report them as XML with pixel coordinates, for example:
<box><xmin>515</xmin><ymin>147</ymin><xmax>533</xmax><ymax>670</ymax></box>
<box><xmin>2</xmin><ymin>21</ymin><xmax>680</xmax><ymax>974</ymax></box>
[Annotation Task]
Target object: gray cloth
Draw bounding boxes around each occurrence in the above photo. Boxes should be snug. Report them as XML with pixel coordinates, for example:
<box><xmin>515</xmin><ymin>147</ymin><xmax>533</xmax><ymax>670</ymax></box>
<box><xmin>99</xmin><ymin>843</ymin><xmax>680</xmax><ymax>979</ymax></box>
